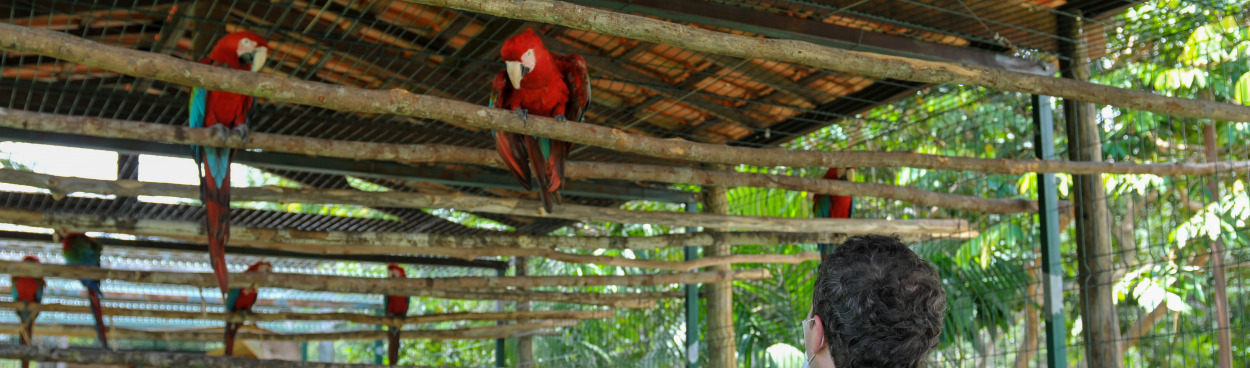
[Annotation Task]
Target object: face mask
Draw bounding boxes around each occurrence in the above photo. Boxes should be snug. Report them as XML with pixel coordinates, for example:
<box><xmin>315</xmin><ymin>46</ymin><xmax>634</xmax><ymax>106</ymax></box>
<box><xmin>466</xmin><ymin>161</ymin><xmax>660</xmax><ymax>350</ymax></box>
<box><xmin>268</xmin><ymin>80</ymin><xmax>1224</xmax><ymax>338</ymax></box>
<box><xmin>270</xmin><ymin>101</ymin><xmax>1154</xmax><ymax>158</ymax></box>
<box><xmin>801</xmin><ymin>317</ymin><xmax>824</xmax><ymax>368</ymax></box>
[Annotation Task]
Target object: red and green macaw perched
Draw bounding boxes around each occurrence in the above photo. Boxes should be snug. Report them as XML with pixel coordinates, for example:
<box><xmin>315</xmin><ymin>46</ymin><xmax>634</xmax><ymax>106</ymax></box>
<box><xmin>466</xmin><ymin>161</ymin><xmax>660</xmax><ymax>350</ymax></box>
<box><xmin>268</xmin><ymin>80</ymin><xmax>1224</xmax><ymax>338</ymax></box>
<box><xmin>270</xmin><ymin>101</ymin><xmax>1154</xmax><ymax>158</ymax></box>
<box><xmin>383</xmin><ymin>263</ymin><xmax>409</xmax><ymax>366</ymax></box>
<box><xmin>12</xmin><ymin>255</ymin><xmax>45</xmax><ymax>368</ymax></box>
<box><xmin>813</xmin><ymin>168</ymin><xmax>854</xmax><ymax>258</ymax></box>
<box><xmin>60</xmin><ymin>232</ymin><xmax>109</xmax><ymax>349</ymax></box>
<box><xmin>224</xmin><ymin>261</ymin><xmax>271</xmax><ymax>357</ymax></box>
<box><xmin>491</xmin><ymin>28</ymin><xmax>591</xmax><ymax>213</ymax></box>
<box><xmin>813</xmin><ymin>168</ymin><xmax>854</xmax><ymax>220</ymax></box>
<box><xmin>189</xmin><ymin>31</ymin><xmax>269</xmax><ymax>297</ymax></box>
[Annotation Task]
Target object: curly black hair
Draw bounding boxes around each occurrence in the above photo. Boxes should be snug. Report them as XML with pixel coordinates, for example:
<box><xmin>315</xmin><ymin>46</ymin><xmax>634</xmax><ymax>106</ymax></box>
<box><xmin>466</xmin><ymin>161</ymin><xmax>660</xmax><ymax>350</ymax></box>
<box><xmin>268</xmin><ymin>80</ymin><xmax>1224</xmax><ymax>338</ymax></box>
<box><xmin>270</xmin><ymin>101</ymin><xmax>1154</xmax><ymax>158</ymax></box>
<box><xmin>812</xmin><ymin>235</ymin><xmax>946</xmax><ymax>368</ymax></box>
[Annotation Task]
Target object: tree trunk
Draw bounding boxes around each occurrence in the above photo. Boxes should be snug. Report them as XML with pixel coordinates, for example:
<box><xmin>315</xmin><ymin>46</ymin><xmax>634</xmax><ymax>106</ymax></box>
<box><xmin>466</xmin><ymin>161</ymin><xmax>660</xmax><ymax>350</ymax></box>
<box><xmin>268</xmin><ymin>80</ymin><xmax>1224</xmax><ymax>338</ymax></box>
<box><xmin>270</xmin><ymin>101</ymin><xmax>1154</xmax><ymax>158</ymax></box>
<box><xmin>2</xmin><ymin>26</ymin><xmax>1250</xmax><ymax>174</ymax></box>
<box><xmin>703</xmin><ymin>184</ymin><xmax>735</xmax><ymax>368</ymax></box>
<box><xmin>1060</xmin><ymin>12</ymin><xmax>1122</xmax><ymax>368</ymax></box>
<box><xmin>0</xmin><ymin>169</ymin><xmax>969</xmax><ymax>235</ymax></box>
<box><xmin>1202</xmin><ymin>120</ymin><xmax>1233</xmax><ymax>368</ymax></box>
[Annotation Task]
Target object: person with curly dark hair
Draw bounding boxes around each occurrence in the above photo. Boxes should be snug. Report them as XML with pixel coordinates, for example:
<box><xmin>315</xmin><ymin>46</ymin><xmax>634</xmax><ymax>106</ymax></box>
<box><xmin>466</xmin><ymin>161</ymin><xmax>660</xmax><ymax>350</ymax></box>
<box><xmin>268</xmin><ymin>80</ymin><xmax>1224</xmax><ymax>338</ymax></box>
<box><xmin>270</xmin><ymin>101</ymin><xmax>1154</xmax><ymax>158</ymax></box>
<box><xmin>802</xmin><ymin>235</ymin><xmax>947</xmax><ymax>368</ymax></box>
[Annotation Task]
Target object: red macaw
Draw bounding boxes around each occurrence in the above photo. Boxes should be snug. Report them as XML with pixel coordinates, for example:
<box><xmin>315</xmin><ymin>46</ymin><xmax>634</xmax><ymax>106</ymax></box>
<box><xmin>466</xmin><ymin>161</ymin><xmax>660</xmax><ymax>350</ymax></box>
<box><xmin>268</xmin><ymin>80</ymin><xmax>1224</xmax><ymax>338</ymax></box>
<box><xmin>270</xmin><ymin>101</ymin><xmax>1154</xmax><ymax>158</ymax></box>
<box><xmin>60</xmin><ymin>232</ymin><xmax>110</xmax><ymax>349</ymax></box>
<box><xmin>383</xmin><ymin>263</ymin><xmax>410</xmax><ymax>366</ymax></box>
<box><xmin>491</xmin><ymin>28</ymin><xmax>591</xmax><ymax>213</ymax></box>
<box><xmin>189</xmin><ymin>31</ymin><xmax>269</xmax><ymax>297</ymax></box>
<box><xmin>12</xmin><ymin>255</ymin><xmax>45</xmax><ymax>368</ymax></box>
<box><xmin>814</xmin><ymin>168</ymin><xmax>854</xmax><ymax>258</ymax></box>
<box><xmin>223</xmin><ymin>261</ymin><xmax>271</xmax><ymax>357</ymax></box>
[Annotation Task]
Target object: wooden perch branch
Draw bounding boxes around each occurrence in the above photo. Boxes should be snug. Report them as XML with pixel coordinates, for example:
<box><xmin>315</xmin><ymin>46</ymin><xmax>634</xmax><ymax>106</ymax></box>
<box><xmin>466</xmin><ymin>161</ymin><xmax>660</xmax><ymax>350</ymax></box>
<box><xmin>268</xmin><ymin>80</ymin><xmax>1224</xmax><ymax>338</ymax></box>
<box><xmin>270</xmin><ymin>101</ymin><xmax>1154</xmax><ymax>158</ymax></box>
<box><xmin>0</xmin><ymin>345</ymin><xmax>361</xmax><ymax>368</ymax></box>
<box><xmin>2</xmin><ymin>108</ymin><xmax>1052</xmax><ymax>214</ymax></box>
<box><xmin>0</xmin><ymin>320</ymin><xmax>576</xmax><ymax>341</ymax></box>
<box><xmin>405</xmin><ymin>0</ymin><xmax>1250</xmax><ymax>123</ymax></box>
<box><xmin>0</xmin><ymin>260</ymin><xmax>753</xmax><ymax>307</ymax></box>
<box><xmin>0</xmin><ymin>25</ymin><xmax>1246</xmax><ymax>176</ymax></box>
<box><xmin>0</xmin><ymin>265</ymin><xmax>672</xmax><ymax>310</ymax></box>
<box><xmin>0</xmin><ymin>301</ymin><xmax>610</xmax><ymax>325</ymax></box>
<box><xmin>0</xmin><ymin>207</ymin><xmax>882</xmax><ymax>271</ymax></box>
<box><xmin>0</xmin><ymin>169</ymin><xmax>969</xmax><ymax>235</ymax></box>
<box><xmin>0</xmin><ymin>345</ymin><xmax>465</xmax><ymax>368</ymax></box>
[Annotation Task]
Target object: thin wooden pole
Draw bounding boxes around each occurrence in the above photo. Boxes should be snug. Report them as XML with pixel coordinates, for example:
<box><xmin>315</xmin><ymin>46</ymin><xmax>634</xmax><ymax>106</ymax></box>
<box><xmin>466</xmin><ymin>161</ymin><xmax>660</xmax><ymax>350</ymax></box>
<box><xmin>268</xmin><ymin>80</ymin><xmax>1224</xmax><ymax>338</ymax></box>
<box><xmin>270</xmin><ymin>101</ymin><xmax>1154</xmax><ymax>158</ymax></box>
<box><xmin>702</xmin><ymin>184</ymin><xmax>734</xmax><ymax>368</ymax></box>
<box><xmin>1060</xmin><ymin>13</ymin><xmax>1121</xmax><ymax>368</ymax></box>
<box><xmin>1</xmin><ymin>26</ymin><xmax>1248</xmax><ymax>176</ymax></box>
<box><xmin>0</xmin><ymin>345</ymin><xmax>407</xmax><ymax>368</ymax></box>
<box><xmin>1</xmin><ymin>107</ymin><xmax>1065</xmax><ymax>214</ymax></box>
<box><xmin>515</xmin><ymin>257</ymin><xmax>533</xmax><ymax>367</ymax></box>
<box><xmin>0</xmin><ymin>259</ymin><xmax>763</xmax><ymax>289</ymax></box>
<box><xmin>0</xmin><ymin>301</ymin><xmax>610</xmax><ymax>325</ymax></box>
<box><xmin>0</xmin><ymin>320</ymin><xmax>575</xmax><ymax>342</ymax></box>
<box><xmin>0</xmin><ymin>261</ymin><xmax>718</xmax><ymax>308</ymax></box>
<box><xmin>0</xmin><ymin>169</ymin><xmax>969</xmax><ymax>235</ymax></box>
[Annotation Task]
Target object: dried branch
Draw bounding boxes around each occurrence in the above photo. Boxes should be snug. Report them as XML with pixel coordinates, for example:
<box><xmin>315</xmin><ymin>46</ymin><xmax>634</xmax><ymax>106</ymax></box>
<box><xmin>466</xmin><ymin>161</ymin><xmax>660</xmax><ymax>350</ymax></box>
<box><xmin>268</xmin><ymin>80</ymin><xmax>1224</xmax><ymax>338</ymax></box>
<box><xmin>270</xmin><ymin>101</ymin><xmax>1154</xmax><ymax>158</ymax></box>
<box><xmin>0</xmin><ymin>25</ymin><xmax>1246</xmax><ymax>176</ymax></box>
<box><xmin>1</xmin><ymin>108</ymin><xmax>1052</xmax><ymax>214</ymax></box>
<box><xmin>0</xmin><ymin>301</ymin><xmax>610</xmax><ymax>325</ymax></box>
<box><xmin>0</xmin><ymin>169</ymin><xmax>970</xmax><ymax>235</ymax></box>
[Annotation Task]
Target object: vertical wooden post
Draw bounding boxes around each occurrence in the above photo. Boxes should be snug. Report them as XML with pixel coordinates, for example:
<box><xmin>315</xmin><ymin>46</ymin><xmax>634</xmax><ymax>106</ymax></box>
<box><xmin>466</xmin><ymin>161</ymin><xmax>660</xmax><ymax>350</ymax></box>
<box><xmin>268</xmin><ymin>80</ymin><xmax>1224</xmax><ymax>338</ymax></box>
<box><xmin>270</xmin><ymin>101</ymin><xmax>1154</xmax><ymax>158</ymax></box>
<box><xmin>189</xmin><ymin>0</ymin><xmax>228</xmax><ymax>60</ymax></box>
<box><xmin>515</xmin><ymin>257</ymin><xmax>533</xmax><ymax>367</ymax></box>
<box><xmin>684</xmin><ymin>201</ymin><xmax>701</xmax><ymax>368</ymax></box>
<box><xmin>495</xmin><ymin>267</ymin><xmax>507</xmax><ymax>367</ymax></box>
<box><xmin>702</xmin><ymin>185</ymin><xmax>734</xmax><ymax>368</ymax></box>
<box><xmin>1058</xmin><ymin>12</ymin><xmax>1122</xmax><ymax>368</ymax></box>
<box><xmin>1202</xmin><ymin>121</ymin><xmax>1233</xmax><ymax>368</ymax></box>
<box><xmin>1031</xmin><ymin>95</ymin><xmax>1068</xmax><ymax>368</ymax></box>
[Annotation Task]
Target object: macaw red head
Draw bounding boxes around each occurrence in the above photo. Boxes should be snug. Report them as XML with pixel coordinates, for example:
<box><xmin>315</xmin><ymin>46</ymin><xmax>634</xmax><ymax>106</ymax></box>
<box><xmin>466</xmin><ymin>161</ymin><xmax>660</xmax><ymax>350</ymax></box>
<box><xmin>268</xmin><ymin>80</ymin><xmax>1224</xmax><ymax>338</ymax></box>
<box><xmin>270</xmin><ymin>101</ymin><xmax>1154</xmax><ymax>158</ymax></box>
<box><xmin>387</xmin><ymin>263</ymin><xmax>406</xmax><ymax>278</ymax></box>
<box><xmin>246</xmin><ymin>261</ymin><xmax>273</xmax><ymax>273</ymax></box>
<box><xmin>58</xmin><ymin>232</ymin><xmax>89</xmax><ymax>250</ymax></box>
<box><xmin>207</xmin><ymin>32</ymin><xmax>270</xmax><ymax>73</ymax></box>
<box><xmin>500</xmin><ymin>29</ymin><xmax>554</xmax><ymax>90</ymax></box>
<box><xmin>823</xmin><ymin>167</ymin><xmax>855</xmax><ymax>180</ymax></box>
<box><xmin>21</xmin><ymin>255</ymin><xmax>40</xmax><ymax>263</ymax></box>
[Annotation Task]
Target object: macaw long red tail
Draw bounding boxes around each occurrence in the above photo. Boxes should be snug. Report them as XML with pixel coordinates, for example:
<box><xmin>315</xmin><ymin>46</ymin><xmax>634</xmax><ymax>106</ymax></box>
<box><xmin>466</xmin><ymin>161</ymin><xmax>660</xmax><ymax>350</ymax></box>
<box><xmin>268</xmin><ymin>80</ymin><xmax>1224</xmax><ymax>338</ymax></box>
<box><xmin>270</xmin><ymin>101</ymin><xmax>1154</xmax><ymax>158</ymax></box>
<box><xmin>83</xmin><ymin>281</ymin><xmax>109</xmax><ymax>349</ymax></box>
<box><xmin>202</xmin><ymin>166</ymin><xmax>232</xmax><ymax>297</ymax></box>
<box><xmin>19</xmin><ymin>311</ymin><xmax>36</xmax><ymax>368</ymax></box>
<box><xmin>224</xmin><ymin>322</ymin><xmax>241</xmax><ymax>356</ymax></box>
<box><xmin>523</xmin><ymin>136</ymin><xmax>555</xmax><ymax>213</ymax></box>
<box><xmin>387</xmin><ymin>325</ymin><xmax>402</xmax><ymax>366</ymax></box>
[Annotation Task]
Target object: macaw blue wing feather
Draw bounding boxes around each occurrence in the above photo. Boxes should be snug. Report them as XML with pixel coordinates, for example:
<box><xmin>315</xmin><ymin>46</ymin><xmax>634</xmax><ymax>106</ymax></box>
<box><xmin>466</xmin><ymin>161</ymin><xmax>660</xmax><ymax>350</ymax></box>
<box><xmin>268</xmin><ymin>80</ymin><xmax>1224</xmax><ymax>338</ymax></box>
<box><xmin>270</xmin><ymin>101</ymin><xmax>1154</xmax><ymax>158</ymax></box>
<box><xmin>225</xmin><ymin>288</ymin><xmax>241</xmax><ymax>312</ymax></box>
<box><xmin>189</xmin><ymin>87</ymin><xmax>208</xmax><ymax>164</ymax></box>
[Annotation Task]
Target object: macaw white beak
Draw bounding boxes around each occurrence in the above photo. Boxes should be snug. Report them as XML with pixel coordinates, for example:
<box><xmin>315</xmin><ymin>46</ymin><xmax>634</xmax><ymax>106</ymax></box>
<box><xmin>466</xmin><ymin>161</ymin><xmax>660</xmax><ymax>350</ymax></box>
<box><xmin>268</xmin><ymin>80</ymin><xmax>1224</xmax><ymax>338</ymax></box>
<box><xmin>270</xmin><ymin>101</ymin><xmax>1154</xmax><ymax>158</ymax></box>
<box><xmin>249</xmin><ymin>47</ymin><xmax>268</xmax><ymax>73</ymax></box>
<box><xmin>506</xmin><ymin>61</ymin><xmax>525</xmax><ymax>90</ymax></box>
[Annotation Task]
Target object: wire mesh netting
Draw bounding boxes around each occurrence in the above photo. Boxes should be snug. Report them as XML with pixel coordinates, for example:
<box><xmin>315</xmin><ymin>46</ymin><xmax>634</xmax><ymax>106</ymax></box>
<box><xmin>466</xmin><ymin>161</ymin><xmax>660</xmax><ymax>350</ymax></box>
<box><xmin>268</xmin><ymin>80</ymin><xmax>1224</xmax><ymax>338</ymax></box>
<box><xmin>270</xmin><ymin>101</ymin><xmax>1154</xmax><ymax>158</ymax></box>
<box><xmin>0</xmin><ymin>0</ymin><xmax>1246</xmax><ymax>367</ymax></box>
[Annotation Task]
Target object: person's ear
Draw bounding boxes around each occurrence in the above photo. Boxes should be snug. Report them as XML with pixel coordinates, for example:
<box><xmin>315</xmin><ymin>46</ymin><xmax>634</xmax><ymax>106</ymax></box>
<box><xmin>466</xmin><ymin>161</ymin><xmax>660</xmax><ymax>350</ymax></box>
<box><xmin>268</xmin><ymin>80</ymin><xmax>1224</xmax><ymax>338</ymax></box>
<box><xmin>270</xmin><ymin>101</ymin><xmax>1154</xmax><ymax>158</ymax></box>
<box><xmin>805</xmin><ymin>314</ymin><xmax>825</xmax><ymax>353</ymax></box>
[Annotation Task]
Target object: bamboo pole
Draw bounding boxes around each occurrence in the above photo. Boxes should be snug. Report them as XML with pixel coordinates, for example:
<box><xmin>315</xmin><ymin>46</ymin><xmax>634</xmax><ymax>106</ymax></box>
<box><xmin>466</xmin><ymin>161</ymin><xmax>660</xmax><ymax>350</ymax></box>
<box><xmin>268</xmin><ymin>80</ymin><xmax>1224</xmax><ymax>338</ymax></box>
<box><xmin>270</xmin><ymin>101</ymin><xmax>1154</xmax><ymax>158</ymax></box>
<box><xmin>0</xmin><ymin>260</ymin><xmax>757</xmax><ymax>307</ymax></box>
<box><xmin>0</xmin><ymin>108</ymin><xmax>1058</xmax><ymax>214</ymax></box>
<box><xmin>0</xmin><ymin>345</ymin><xmax>485</xmax><ymax>368</ymax></box>
<box><xmin>0</xmin><ymin>320</ymin><xmax>576</xmax><ymax>341</ymax></box>
<box><xmin>0</xmin><ymin>260</ymin><xmax>769</xmax><ymax>290</ymax></box>
<box><xmin>0</xmin><ymin>169</ymin><xmax>967</xmax><ymax>235</ymax></box>
<box><xmin>401</xmin><ymin>0</ymin><xmax>1250</xmax><ymax>123</ymax></box>
<box><xmin>1</xmin><ymin>26</ymin><xmax>1247</xmax><ymax>177</ymax></box>
<box><xmin>0</xmin><ymin>301</ymin><xmax>610</xmax><ymax>325</ymax></box>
